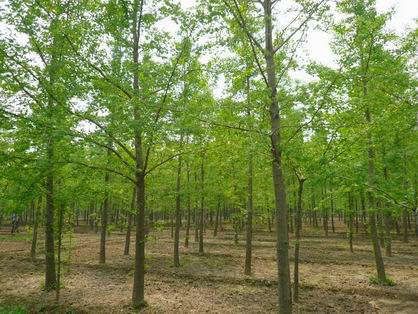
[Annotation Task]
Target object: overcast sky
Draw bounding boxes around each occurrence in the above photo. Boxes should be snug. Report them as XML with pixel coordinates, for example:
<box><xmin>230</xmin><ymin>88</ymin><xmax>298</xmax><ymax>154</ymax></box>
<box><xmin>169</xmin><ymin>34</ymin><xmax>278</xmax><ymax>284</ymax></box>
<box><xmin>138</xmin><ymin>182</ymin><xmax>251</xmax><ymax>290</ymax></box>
<box><xmin>177</xmin><ymin>0</ymin><xmax>417</xmax><ymax>81</ymax></box>
<box><xmin>160</xmin><ymin>0</ymin><xmax>415</xmax><ymax>88</ymax></box>
<box><xmin>1</xmin><ymin>0</ymin><xmax>416</xmax><ymax>84</ymax></box>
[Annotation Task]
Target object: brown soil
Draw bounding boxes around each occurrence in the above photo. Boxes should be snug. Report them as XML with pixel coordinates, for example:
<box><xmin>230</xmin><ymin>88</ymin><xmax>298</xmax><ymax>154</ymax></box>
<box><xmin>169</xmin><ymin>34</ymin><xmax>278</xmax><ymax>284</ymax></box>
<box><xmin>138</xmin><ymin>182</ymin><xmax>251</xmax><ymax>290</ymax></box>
<box><xmin>0</xmin><ymin>222</ymin><xmax>417</xmax><ymax>313</ymax></box>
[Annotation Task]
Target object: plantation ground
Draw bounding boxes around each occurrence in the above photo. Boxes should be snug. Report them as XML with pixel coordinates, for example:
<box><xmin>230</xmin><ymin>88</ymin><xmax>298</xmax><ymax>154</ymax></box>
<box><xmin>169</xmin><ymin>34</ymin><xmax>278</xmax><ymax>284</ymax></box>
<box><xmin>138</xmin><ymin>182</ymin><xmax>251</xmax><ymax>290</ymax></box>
<box><xmin>0</xmin><ymin>222</ymin><xmax>417</xmax><ymax>313</ymax></box>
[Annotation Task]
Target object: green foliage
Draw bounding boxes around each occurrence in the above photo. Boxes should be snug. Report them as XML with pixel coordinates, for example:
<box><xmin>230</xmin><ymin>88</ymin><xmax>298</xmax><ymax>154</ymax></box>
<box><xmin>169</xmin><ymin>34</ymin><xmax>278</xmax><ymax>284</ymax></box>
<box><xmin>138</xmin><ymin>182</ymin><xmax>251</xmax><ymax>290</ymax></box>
<box><xmin>0</xmin><ymin>234</ymin><xmax>31</xmax><ymax>242</ymax></box>
<box><xmin>0</xmin><ymin>0</ymin><xmax>416</xmax><ymax>309</ymax></box>
<box><xmin>0</xmin><ymin>307</ymin><xmax>26</xmax><ymax>314</ymax></box>
<box><xmin>369</xmin><ymin>276</ymin><xmax>396</xmax><ymax>286</ymax></box>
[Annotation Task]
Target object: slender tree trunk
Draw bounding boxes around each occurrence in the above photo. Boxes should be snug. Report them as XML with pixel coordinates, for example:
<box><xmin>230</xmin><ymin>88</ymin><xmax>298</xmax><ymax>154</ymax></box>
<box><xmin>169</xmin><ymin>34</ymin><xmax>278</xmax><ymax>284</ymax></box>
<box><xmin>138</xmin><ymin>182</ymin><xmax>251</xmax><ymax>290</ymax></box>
<box><xmin>125</xmin><ymin>188</ymin><xmax>136</xmax><ymax>256</ymax></box>
<box><xmin>244</xmin><ymin>77</ymin><xmax>254</xmax><ymax>275</ymax></box>
<box><xmin>402</xmin><ymin>207</ymin><xmax>409</xmax><ymax>243</ymax></box>
<box><xmin>348</xmin><ymin>192</ymin><xmax>354</xmax><ymax>253</ymax></box>
<box><xmin>360</xmin><ymin>192</ymin><xmax>368</xmax><ymax>236</ymax></box>
<box><xmin>219</xmin><ymin>202</ymin><xmax>224</xmax><ymax>232</ymax></box>
<box><xmin>185</xmin><ymin>163</ymin><xmax>191</xmax><ymax>248</ymax></box>
<box><xmin>402</xmin><ymin>158</ymin><xmax>409</xmax><ymax>242</ymax></box>
<box><xmin>199</xmin><ymin>156</ymin><xmax>205</xmax><ymax>255</ymax></box>
<box><xmin>44</xmin><ymin>77</ymin><xmax>57</xmax><ymax>289</ymax></box>
<box><xmin>31</xmin><ymin>196</ymin><xmax>42</xmax><ymax>260</ymax></box>
<box><xmin>377</xmin><ymin>209</ymin><xmax>385</xmax><ymax>248</ymax></box>
<box><xmin>99</xmin><ymin>165</ymin><xmax>110</xmax><ymax>264</ymax></box>
<box><xmin>234</xmin><ymin>216</ymin><xmax>239</xmax><ymax>245</ymax></box>
<box><xmin>45</xmin><ymin>147</ymin><xmax>56</xmax><ymax>290</ymax></box>
<box><xmin>194</xmin><ymin>208</ymin><xmax>198</xmax><ymax>242</ymax></box>
<box><xmin>293</xmin><ymin>176</ymin><xmax>305</xmax><ymax>303</ymax></box>
<box><xmin>174</xmin><ymin>135</ymin><xmax>183</xmax><ymax>267</ymax></box>
<box><xmin>414</xmin><ymin>210</ymin><xmax>418</xmax><ymax>238</ymax></box>
<box><xmin>364</xmin><ymin>80</ymin><xmax>386</xmax><ymax>283</ymax></box>
<box><xmin>244</xmin><ymin>148</ymin><xmax>253</xmax><ymax>275</ymax></box>
<box><xmin>395</xmin><ymin>219</ymin><xmax>401</xmax><ymax>237</ymax></box>
<box><xmin>89</xmin><ymin>203</ymin><xmax>94</xmax><ymax>231</ymax></box>
<box><xmin>214</xmin><ymin>202</ymin><xmax>219</xmax><ymax>237</ymax></box>
<box><xmin>76</xmin><ymin>207</ymin><xmax>79</xmax><ymax>227</ymax></box>
<box><xmin>263</xmin><ymin>1</ymin><xmax>291</xmax><ymax>311</ymax></box>
<box><xmin>414</xmin><ymin>176</ymin><xmax>418</xmax><ymax>237</ymax></box>
<box><xmin>330</xmin><ymin>191</ymin><xmax>335</xmax><ymax>234</ymax></box>
<box><xmin>170</xmin><ymin>213</ymin><xmax>174</xmax><ymax>239</ymax></box>
<box><xmin>132</xmin><ymin>172</ymin><xmax>146</xmax><ymax>307</ymax></box>
<box><xmin>132</xmin><ymin>0</ymin><xmax>147</xmax><ymax>307</ymax></box>
<box><xmin>384</xmin><ymin>209</ymin><xmax>392</xmax><ymax>257</ymax></box>
<box><xmin>355</xmin><ymin>198</ymin><xmax>359</xmax><ymax>234</ymax></box>
<box><xmin>55</xmin><ymin>203</ymin><xmax>64</xmax><ymax>302</ymax></box>
<box><xmin>382</xmin><ymin>152</ymin><xmax>392</xmax><ymax>256</ymax></box>
<box><xmin>94</xmin><ymin>204</ymin><xmax>100</xmax><ymax>234</ymax></box>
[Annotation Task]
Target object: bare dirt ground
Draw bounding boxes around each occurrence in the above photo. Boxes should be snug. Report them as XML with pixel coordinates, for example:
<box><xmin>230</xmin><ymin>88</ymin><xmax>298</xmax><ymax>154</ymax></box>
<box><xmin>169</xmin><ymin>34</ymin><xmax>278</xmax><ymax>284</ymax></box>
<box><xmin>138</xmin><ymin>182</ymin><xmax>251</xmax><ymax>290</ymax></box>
<box><xmin>1</xmin><ymin>222</ymin><xmax>417</xmax><ymax>313</ymax></box>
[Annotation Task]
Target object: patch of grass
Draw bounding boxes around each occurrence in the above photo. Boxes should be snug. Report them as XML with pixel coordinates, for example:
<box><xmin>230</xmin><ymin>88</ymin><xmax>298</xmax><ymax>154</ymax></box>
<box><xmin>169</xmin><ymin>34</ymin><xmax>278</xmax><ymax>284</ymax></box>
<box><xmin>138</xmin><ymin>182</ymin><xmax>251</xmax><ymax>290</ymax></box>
<box><xmin>0</xmin><ymin>306</ymin><xmax>26</xmax><ymax>314</ymax></box>
<box><xmin>132</xmin><ymin>300</ymin><xmax>148</xmax><ymax>310</ymax></box>
<box><xmin>0</xmin><ymin>234</ymin><xmax>31</xmax><ymax>242</ymax></box>
<box><xmin>369</xmin><ymin>276</ymin><xmax>396</xmax><ymax>286</ymax></box>
<box><xmin>40</xmin><ymin>281</ymin><xmax>64</xmax><ymax>292</ymax></box>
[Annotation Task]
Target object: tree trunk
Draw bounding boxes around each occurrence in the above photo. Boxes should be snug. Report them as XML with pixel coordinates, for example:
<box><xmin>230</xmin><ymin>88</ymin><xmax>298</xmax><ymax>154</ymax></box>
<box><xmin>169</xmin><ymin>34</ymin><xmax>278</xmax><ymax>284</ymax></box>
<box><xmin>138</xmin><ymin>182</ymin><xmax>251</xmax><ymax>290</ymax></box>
<box><xmin>89</xmin><ymin>203</ymin><xmax>94</xmax><ymax>231</ymax></box>
<box><xmin>355</xmin><ymin>198</ymin><xmax>359</xmax><ymax>234</ymax></box>
<box><xmin>170</xmin><ymin>213</ymin><xmax>174</xmax><ymax>239</ymax></box>
<box><xmin>55</xmin><ymin>203</ymin><xmax>64</xmax><ymax>302</ymax></box>
<box><xmin>94</xmin><ymin>204</ymin><xmax>100</xmax><ymax>234</ymax></box>
<box><xmin>99</xmin><ymin>167</ymin><xmax>110</xmax><ymax>264</ymax></box>
<box><xmin>124</xmin><ymin>188</ymin><xmax>136</xmax><ymax>256</ymax></box>
<box><xmin>45</xmin><ymin>146</ymin><xmax>56</xmax><ymax>290</ymax></box>
<box><xmin>293</xmin><ymin>176</ymin><xmax>305</xmax><ymax>303</ymax></box>
<box><xmin>214</xmin><ymin>198</ymin><xmax>220</xmax><ymax>237</ymax></box>
<box><xmin>31</xmin><ymin>196</ymin><xmax>42</xmax><ymax>260</ymax></box>
<box><xmin>360</xmin><ymin>192</ymin><xmax>368</xmax><ymax>236</ymax></box>
<box><xmin>199</xmin><ymin>156</ymin><xmax>205</xmax><ymax>255</ymax></box>
<box><xmin>348</xmin><ymin>192</ymin><xmax>354</xmax><ymax>253</ymax></box>
<box><xmin>402</xmin><ymin>207</ymin><xmax>409</xmax><ymax>243</ymax></box>
<box><xmin>364</xmin><ymin>80</ymin><xmax>386</xmax><ymax>283</ymax></box>
<box><xmin>384</xmin><ymin>209</ymin><xmax>392</xmax><ymax>257</ymax></box>
<box><xmin>132</xmin><ymin>172</ymin><xmax>146</xmax><ymax>307</ymax></box>
<box><xmin>194</xmin><ymin>207</ymin><xmax>198</xmax><ymax>242</ymax></box>
<box><xmin>263</xmin><ymin>1</ymin><xmax>291</xmax><ymax>311</ymax></box>
<box><xmin>132</xmin><ymin>0</ymin><xmax>147</xmax><ymax>307</ymax></box>
<box><xmin>174</xmin><ymin>135</ymin><xmax>183</xmax><ymax>267</ymax></box>
<box><xmin>378</xmin><ymin>210</ymin><xmax>385</xmax><ymax>248</ymax></box>
<box><xmin>185</xmin><ymin>163</ymin><xmax>191</xmax><ymax>248</ymax></box>
<box><xmin>244</xmin><ymin>149</ymin><xmax>253</xmax><ymax>275</ymax></box>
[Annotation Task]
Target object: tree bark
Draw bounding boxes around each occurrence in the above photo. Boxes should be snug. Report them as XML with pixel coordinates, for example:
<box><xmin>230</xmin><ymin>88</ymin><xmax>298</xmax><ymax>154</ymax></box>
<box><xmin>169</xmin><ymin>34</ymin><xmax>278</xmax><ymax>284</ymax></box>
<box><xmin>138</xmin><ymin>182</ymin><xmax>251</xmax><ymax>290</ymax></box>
<box><xmin>125</xmin><ymin>188</ymin><xmax>136</xmax><ymax>256</ymax></box>
<box><xmin>199</xmin><ymin>155</ymin><xmax>205</xmax><ymax>255</ymax></box>
<box><xmin>31</xmin><ymin>196</ymin><xmax>42</xmax><ymax>260</ymax></box>
<box><xmin>185</xmin><ymin>163</ymin><xmax>191</xmax><ymax>248</ymax></box>
<box><xmin>55</xmin><ymin>203</ymin><xmax>64</xmax><ymax>302</ymax></box>
<box><xmin>44</xmin><ymin>127</ymin><xmax>56</xmax><ymax>291</ymax></box>
<box><xmin>402</xmin><ymin>208</ymin><xmax>409</xmax><ymax>243</ymax></box>
<box><xmin>99</xmin><ymin>167</ymin><xmax>110</xmax><ymax>264</ymax></box>
<box><xmin>174</xmin><ymin>135</ymin><xmax>183</xmax><ymax>267</ymax></box>
<box><xmin>263</xmin><ymin>1</ymin><xmax>291</xmax><ymax>311</ymax></box>
<box><xmin>132</xmin><ymin>0</ymin><xmax>147</xmax><ymax>307</ymax></box>
<box><xmin>364</xmin><ymin>81</ymin><xmax>387</xmax><ymax>283</ymax></box>
<box><xmin>244</xmin><ymin>149</ymin><xmax>253</xmax><ymax>275</ymax></box>
<box><xmin>214</xmin><ymin>202</ymin><xmax>219</xmax><ymax>237</ymax></box>
<box><xmin>293</xmin><ymin>176</ymin><xmax>305</xmax><ymax>303</ymax></box>
<box><xmin>384</xmin><ymin>209</ymin><xmax>392</xmax><ymax>257</ymax></box>
<box><xmin>348</xmin><ymin>192</ymin><xmax>354</xmax><ymax>253</ymax></box>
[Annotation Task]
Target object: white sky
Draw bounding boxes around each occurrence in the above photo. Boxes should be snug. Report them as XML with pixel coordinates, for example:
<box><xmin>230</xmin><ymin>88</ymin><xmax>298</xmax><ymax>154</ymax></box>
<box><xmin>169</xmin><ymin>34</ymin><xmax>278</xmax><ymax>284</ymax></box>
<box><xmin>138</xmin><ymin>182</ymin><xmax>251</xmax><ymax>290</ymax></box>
<box><xmin>176</xmin><ymin>0</ymin><xmax>417</xmax><ymax>82</ymax></box>
<box><xmin>1</xmin><ymin>0</ymin><xmax>416</xmax><ymax>85</ymax></box>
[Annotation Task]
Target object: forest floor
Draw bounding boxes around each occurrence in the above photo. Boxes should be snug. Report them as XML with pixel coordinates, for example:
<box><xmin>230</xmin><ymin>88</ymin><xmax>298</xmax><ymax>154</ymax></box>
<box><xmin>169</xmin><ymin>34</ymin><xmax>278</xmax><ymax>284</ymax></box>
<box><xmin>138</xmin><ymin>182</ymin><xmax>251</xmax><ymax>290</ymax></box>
<box><xmin>0</xmin><ymin>222</ymin><xmax>418</xmax><ymax>313</ymax></box>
